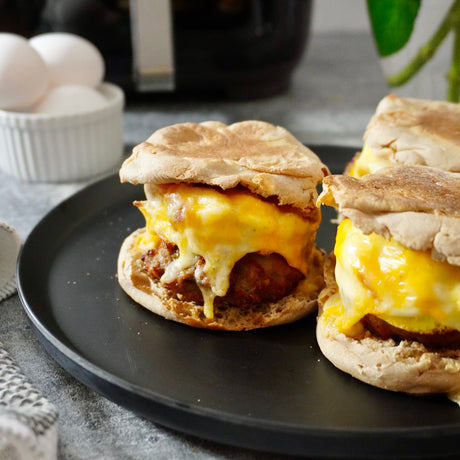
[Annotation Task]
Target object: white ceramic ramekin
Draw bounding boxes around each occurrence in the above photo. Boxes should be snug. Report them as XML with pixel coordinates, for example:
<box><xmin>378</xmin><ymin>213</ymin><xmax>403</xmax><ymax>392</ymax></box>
<box><xmin>0</xmin><ymin>82</ymin><xmax>124</xmax><ymax>182</ymax></box>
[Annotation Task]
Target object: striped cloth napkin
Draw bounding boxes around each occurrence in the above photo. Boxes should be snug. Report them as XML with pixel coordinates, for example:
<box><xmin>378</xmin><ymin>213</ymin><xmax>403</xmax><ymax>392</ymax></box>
<box><xmin>0</xmin><ymin>222</ymin><xmax>20</xmax><ymax>301</ymax></box>
<box><xmin>0</xmin><ymin>223</ymin><xmax>59</xmax><ymax>460</ymax></box>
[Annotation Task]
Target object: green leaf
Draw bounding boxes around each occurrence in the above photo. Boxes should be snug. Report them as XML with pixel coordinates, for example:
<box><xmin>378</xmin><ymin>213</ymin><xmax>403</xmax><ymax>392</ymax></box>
<box><xmin>367</xmin><ymin>0</ymin><xmax>421</xmax><ymax>57</ymax></box>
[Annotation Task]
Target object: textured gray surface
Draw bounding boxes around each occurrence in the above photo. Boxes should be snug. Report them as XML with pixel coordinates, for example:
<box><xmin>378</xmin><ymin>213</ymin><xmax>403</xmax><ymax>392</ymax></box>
<box><xmin>0</xmin><ymin>32</ymin><xmax>389</xmax><ymax>459</ymax></box>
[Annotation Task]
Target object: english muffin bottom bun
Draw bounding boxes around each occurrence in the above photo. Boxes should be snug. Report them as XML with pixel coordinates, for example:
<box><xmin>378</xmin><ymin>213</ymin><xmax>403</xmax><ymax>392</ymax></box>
<box><xmin>316</xmin><ymin>166</ymin><xmax>460</xmax><ymax>404</ymax></box>
<box><xmin>348</xmin><ymin>94</ymin><xmax>460</xmax><ymax>178</ymax></box>
<box><xmin>117</xmin><ymin>121</ymin><xmax>330</xmax><ymax>331</ymax></box>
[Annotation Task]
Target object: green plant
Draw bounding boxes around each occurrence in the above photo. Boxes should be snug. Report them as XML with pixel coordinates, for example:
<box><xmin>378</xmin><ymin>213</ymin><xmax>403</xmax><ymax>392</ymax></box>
<box><xmin>367</xmin><ymin>0</ymin><xmax>460</xmax><ymax>102</ymax></box>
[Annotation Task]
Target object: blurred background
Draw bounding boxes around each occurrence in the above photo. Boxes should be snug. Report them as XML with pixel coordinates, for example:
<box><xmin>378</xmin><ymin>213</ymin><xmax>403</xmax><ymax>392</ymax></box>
<box><xmin>0</xmin><ymin>0</ymin><xmax>371</xmax><ymax>98</ymax></box>
<box><xmin>313</xmin><ymin>0</ymin><xmax>369</xmax><ymax>33</ymax></box>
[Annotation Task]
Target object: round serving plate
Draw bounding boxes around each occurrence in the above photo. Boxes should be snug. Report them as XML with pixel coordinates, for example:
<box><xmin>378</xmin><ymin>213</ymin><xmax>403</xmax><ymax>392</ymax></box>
<box><xmin>17</xmin><ymin>146</ymin><xmax>460</xmax><ymax>459</ymax></box>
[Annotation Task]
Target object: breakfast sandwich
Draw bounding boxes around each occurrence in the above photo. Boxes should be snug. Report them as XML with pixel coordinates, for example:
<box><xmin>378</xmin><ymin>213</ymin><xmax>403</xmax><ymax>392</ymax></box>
<box><xmin>117</xmin><ymin>120</ymin><xmax>329</xmax><ymax>330</ymax></box>
<box><xmin>348</xmin><ymin>94</ymin><xmax>460</xmax><ymax>177</ymax></box>
<box><xmin>316</xmin><ymin>165</ymin><xmax>460</xmax><ymax>402</ymax></box>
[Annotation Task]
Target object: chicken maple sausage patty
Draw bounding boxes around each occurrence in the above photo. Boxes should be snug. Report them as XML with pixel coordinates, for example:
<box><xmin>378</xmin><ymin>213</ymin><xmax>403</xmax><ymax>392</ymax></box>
<box><xmin>142</xmin><ymin>240</ymin><xmax>304</xmax><ymax>308</ymax></box>
<box><xmin>361</xmin><ymin>314</ymin><xmax>460</xmax><ymax>349</ymax></box>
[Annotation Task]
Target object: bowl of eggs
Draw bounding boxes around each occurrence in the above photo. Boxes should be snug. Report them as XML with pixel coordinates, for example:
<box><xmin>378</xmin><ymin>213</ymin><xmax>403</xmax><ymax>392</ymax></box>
<box><xmin>0</xmin><ymin>32</ymin><xmax>124</xmax><ymax>182</ymax></box>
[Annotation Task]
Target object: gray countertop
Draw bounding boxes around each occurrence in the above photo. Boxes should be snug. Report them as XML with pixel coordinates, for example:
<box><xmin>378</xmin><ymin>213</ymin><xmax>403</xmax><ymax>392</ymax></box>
<box><xmin>0</xmin><ymin>32</ymin><xmax>389</xmax><ymax>460</ymax></box>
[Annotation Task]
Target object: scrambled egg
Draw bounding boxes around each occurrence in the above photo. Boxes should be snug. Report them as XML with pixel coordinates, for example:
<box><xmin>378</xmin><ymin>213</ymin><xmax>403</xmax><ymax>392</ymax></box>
<box><xmin>348</xmin><ymin>144</ymin><xmax>393</xmax><ymax>177</ymax></box>
<box><xmin>323</xmin><ymin>218</ymin><xmax>460</xmax><ymax>336</ymax></box>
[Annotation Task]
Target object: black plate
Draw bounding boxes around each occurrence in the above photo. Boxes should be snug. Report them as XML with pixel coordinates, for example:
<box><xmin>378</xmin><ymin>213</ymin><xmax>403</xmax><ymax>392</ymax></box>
<box><xmin>17</xmin><ymin>146</ymin><xmax>460</xmax><ymax>459</ymax></box>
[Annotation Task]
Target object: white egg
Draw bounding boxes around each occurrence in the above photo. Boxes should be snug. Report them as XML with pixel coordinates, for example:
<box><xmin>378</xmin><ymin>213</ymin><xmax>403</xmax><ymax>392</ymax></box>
<box><xmin>30</xmin><ymin>33</ymin><xmax>105</xmax><ymax>89</ymax></box>
<box><xmin>33</xmin><ymin>85</ymin><xmax>108</xmax><ymax>115</ymax></box>
<box><xmin>0</xmin><ymin>33</ymin><xmax>48</xmax><ymax>110</ymax></box>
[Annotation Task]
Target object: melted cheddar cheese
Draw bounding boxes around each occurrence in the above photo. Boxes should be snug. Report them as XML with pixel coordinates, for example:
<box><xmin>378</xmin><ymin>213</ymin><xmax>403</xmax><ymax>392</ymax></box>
<box><xmin>348</xmin><ymin>144</ymin><xmax>393</xmax><ymax>178</ymax></box>
<box><xmin>323</xmin><ymin>218</ymin><xmax>460</xmax><ymax>336</ymax></box>
<box><xmin>135</xmin><ymin>184</ymin><xmax>320</xmax><ymax>318</ymax></box>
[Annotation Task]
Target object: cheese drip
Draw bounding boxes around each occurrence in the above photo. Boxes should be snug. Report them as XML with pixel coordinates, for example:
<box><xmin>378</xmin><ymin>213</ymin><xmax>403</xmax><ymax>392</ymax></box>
<box><xmin>326</xmin><ymin>219</ymin><xmax>460</xmax><ymax>335</ymax></box>
<box><xmin>136</xmin><ymin>184</ymin><xmax>319</xmax><ymax>319</ymax></box>
<box><xmin>348</xmin><ymin>144</ymin><xmax>393</xmax><ymax>177</ymax></box>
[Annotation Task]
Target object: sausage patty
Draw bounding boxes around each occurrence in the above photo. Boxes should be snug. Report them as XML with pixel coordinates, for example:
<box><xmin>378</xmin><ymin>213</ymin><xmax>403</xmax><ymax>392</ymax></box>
<box><xmin>141</xmin><ymin>239</ymin><xmax>304</xmax><ymax>308</ymax></box>
<box><xmin>362</xmin><ymin>314</ymin><xmax>460</xmax><ymax>349</ymax></box>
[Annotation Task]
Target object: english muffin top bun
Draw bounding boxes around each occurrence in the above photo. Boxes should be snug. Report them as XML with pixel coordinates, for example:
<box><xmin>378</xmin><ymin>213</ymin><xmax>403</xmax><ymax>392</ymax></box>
<box><xmin>118</xmin><ymin>120</ymin><xmax>329</xmax><ymax>330</ymax></box>
<box><xmin>317</xmin><ymin>165</ymin><xmax>460</xmax><ymax>403</ymax></box>
<box><xmin>348</xmin><ymin>94</ymin><xmax>460</xmax><ymax>177</ymax></box>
